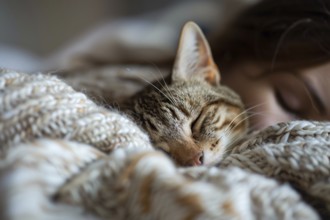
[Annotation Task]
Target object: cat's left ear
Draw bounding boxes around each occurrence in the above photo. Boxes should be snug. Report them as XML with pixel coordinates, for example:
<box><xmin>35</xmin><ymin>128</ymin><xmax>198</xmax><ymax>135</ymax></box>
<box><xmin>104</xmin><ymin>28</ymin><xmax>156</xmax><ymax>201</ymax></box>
<box><xmin>172</xmin><ymin>22</ymin><xmax>220</xmax><ymax>86</ymax></box>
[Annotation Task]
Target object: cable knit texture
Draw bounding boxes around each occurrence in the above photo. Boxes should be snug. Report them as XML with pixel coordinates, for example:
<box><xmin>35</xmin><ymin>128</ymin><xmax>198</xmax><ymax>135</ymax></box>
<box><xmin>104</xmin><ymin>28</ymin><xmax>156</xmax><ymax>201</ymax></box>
<box><xmin>0</xmin><ymin>70</ymin><xmax>329</xmax><ymax>220</ymax></box>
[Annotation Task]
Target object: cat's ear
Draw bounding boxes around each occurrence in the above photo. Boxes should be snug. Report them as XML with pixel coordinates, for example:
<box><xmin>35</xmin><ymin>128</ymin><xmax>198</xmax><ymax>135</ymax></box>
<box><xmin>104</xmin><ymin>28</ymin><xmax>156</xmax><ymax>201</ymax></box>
<box><xmin>172</xmin><ymin>22</ymin><xmax>220</xmax><ymax>86</ymax></box>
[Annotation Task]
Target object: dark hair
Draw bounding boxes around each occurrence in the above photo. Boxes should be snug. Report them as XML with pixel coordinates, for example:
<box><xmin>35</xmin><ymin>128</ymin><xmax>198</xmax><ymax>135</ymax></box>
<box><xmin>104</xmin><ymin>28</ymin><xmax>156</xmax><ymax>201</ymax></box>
<box><xmin>212</xmin><ymin>0</ymin><xmax>330</xmax><ymax>71</ymax></box>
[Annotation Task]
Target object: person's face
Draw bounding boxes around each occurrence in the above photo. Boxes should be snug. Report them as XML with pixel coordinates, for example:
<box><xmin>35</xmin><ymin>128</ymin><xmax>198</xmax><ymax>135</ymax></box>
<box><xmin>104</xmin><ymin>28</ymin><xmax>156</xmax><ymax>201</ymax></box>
<box><xmin>222</xmin><ymin>61</ymin><xmax>330</xmax><ymax>130</ymax></box>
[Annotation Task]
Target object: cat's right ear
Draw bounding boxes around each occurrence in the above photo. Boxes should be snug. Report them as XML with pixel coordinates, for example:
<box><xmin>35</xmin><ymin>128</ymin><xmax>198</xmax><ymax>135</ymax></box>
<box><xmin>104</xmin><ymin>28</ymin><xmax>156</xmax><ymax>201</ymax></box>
<box><xmin>172</xmin><ymin>22</ymin><xmax>220</xmax><ymax>86</ymax></box>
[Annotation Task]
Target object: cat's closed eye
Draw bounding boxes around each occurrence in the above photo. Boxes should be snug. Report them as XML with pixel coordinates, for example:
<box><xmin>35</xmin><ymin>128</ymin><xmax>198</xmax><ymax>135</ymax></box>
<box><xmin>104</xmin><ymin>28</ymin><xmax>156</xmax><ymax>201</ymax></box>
<box><xmin>191</xmin><ymin>111</ymin><xmax>202</xmax><ymax>134</ymax></box>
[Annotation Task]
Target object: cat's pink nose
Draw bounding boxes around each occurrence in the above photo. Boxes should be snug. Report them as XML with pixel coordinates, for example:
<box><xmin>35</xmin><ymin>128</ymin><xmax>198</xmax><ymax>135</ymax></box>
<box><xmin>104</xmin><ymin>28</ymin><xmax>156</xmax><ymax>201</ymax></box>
<box><xmin>187</xmin><ymin>152</ymin><xmax>204</xmax><ymax>166</ymax></box>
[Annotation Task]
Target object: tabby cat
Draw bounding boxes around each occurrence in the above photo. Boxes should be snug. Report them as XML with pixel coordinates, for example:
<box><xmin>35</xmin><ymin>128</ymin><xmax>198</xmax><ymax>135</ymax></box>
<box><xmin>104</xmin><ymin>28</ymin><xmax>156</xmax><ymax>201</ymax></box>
<box><xmin>124</xmin><ymin>22</ymin><xmax>248</xmax><ymax>166</ymax></box>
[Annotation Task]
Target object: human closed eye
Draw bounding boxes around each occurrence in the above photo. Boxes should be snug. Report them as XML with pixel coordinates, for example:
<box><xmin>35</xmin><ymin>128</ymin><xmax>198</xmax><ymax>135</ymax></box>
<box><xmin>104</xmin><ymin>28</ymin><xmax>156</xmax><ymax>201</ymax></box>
<box><xmin>273</xmin><ymin>73</ymin><xmax>324</xmax><ymax>120</ymax></box>
<box><xmin>274</xmin><ymin>87</ymin><xmax>301</xmax><ymax>119</ymax></box>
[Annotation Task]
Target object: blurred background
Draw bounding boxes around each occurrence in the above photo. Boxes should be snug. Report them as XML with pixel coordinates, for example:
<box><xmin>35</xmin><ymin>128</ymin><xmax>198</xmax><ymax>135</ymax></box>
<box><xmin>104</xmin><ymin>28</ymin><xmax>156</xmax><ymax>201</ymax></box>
<box><xmin>0</xmin><ymin>0</ymin><xmax>186</xmax><ymax>55</ymax></box>
<box><xmin>0</xmin><ymin>0</ymin><xmax>257</xmax><ymax>71</ymax></box>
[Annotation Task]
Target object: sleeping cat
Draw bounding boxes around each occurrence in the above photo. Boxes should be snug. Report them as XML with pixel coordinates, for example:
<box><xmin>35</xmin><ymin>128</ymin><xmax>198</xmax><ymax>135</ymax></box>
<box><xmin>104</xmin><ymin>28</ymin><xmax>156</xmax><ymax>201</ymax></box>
<box><xmin>124</xmin><ymin>22</ymin><xmax>248</xmax><ymax>166</ymax></box>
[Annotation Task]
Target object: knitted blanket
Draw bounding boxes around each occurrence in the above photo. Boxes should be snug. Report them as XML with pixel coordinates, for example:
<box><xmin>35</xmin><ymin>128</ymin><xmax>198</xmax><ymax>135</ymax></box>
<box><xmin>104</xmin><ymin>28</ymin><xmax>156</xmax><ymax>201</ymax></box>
<box><xmin>0</xmin><ymin>70</ymin><xmax>329</xmax><ymax>220</ymax></box>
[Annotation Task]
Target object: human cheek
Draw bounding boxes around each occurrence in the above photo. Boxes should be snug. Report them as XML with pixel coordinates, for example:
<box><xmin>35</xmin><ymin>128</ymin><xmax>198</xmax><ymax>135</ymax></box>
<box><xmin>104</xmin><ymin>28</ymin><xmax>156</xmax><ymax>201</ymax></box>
<box><xmin>241</xmin><ymin>82</ymin><xmax>293</xmax><ymax>130</ymax></box>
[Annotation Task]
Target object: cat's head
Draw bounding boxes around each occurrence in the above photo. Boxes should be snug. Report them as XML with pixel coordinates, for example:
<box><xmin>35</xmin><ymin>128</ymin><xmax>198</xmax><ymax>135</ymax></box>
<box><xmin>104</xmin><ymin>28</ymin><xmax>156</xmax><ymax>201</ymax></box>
<box><xmin>128</xmin><ymin>22</ymin><xmax>248</xmax><ymax>166</ymax></box>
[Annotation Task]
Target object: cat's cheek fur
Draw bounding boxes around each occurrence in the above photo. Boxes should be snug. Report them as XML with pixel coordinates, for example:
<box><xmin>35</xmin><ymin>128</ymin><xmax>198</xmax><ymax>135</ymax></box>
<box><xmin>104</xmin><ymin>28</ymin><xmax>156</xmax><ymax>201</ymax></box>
<box><xmin>203</xmin><ymin>132</ymin><xmax>242</xmax><ymax>166</ymax></box>
<box><xmin>203</xmin><ymin>140</ymin><xmax>227</xmax><ymax>166</ymax></box>
<box><xmin>203</xmin><ymin>150</ymin><xmax>223</xmax><ymax>166</ymax></box>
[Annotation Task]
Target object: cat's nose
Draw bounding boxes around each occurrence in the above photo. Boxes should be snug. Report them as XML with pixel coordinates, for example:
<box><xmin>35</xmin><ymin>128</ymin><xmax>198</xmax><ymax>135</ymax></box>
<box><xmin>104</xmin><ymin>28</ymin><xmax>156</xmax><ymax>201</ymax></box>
<box><xmin>187</xmin><ymin>152</ymin><xmax>204</xmax><ymax>166</ymax></box>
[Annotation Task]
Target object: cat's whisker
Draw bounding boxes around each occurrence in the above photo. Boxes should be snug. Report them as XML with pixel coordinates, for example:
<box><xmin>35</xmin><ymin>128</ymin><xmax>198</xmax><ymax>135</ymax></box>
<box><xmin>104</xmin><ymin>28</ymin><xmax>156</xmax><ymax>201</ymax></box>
<box><xmin>232</xmin><ymin>111</ymin><xmax>267</xmax><ymax>131</ymax></box>
<box><xmin>135</xmin><ymin>74</ymin><xmax>177</xmax><ymax>106</ymax></box>
<box><xmin>224</xmin><ymin>104</ymin><xmax>263</xmax><ymax>133</ymax></box>
<box><xmin>159</xmin><ymin>76</ymin><xmax>177</xmax><ymax>106</ymax></box>
<box><xmin>232</xmin><ymin>109</ymin><xmax>265</xmax><ymax>130</ymax></box>
<box><xmin>124</xmin><ymin>66</ymin><xmax>175</xmax><ymax>105</ymax></box>
<box><xmin>153</xmin><ymin>76</ymin><xmax>178</xmax><ymax>107</ymax></box>
<box><xmin>223</xmin><ymin>102</ymin><xmax>268</xmax><ymax>134</ymax></box>
<box><xmin>216</xmin><ymin>105</ymin><xmax>269</xmax><ymax>153</ymax></box>
<box><xmin>146</xmin><ymin>61</ymin><xmax>178</xmax><ymax>105</ymax></box>
<box><xmin>222</xmin><ymin>110</ymin><xmax>265</xmax><ymax>138</ymax></box>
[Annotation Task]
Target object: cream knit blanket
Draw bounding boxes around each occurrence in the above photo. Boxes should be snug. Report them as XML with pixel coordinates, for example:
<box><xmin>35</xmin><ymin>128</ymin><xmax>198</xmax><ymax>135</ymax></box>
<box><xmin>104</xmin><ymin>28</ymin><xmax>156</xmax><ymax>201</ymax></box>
<box><xmin>0</xmin><ymin>70</ymin><xmax>329</xmax><ymax>220</ymax></box>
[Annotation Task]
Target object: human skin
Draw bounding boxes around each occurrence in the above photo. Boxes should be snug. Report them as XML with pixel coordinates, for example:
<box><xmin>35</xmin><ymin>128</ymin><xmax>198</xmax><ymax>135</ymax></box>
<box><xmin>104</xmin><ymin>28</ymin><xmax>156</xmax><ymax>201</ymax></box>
<box><xmin>222</xmin><ymin>61</ymin><xmax>330</xmax><ymax>130</ymax></box>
